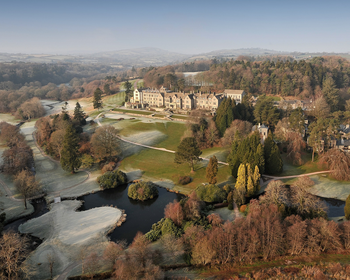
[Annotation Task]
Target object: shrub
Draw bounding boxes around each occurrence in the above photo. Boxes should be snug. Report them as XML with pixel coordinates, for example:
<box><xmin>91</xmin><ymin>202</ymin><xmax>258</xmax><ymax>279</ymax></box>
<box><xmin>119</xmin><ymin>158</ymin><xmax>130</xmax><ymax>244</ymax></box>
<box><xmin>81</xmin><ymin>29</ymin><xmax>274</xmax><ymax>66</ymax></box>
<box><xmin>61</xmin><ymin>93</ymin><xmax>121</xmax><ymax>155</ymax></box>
<box><xmin>195</xmin><ymin>184</ymin><xmax>226</xmax><ymax>203</ymax></box>
<box><xmin>227</xmin><ymin>191</ymin><xmax>234</xmax><ymax>210</ymax></box>
<box><xmin>128</xmin><ymin>181</ymin><xmax>159</xmax><ymax>201</ymax></box>
<box><xmin>345</xmin><ymin>194</ymin><xmax>350</xmax><ymax>220</ymax></box>
<box><xmin>161</xmin><ymin>218</ymin><xmax>181</xmax><ymax>237</ymax></box>
<box><xmin>240</xmin><ymin>205</ymin><xmax>247</xmax><ymax>212</ymax></box>
<box><xmin>101</xmin><ymin>161</ymin><xmax>117</xmax><ymax>174</ymax></box>
<box><xmin>178</xmin><ymin>176</ymin><xmax>192</xmax><ymax>185</ymax></box>
<box><xmin>97</xmin><ymin>170</ymin><xmax>127</xmax><ymax>190</ymax></box>
<box><xmin>80</xmin><ymin>154</ymin><xmax>94</xmax><ymax>169</ymax></box>
<box><xmin>145</xmin><ymin>218</ymin><xmax>165</xmax><ymax>242</ymax></box>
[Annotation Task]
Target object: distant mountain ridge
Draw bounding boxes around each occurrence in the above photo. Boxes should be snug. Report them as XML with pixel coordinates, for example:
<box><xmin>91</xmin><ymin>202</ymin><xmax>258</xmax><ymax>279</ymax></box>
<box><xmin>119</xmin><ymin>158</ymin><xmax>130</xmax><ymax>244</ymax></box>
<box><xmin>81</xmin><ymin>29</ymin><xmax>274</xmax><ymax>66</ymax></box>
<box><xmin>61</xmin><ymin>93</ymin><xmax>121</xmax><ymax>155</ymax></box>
<box><xmin>0</xmin><ymin>47</ymin><xmax>349</xmax><ymax>66</ymax></box>
<box><xmin>90</xmin><ymin>47</ymin><xmax>191</xmax><ymax>66</ymax></box>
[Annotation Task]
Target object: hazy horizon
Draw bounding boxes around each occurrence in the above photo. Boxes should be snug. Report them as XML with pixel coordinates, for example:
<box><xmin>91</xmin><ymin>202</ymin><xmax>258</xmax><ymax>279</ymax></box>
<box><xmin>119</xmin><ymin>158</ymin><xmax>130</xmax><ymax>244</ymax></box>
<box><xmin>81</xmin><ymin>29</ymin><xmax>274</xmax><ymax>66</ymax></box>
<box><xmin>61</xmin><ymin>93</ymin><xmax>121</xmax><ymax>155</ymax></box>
<box><xmin>1</xmin><ymin>0</ymin><xmax>350</xmax><ymax>55</ymax></box>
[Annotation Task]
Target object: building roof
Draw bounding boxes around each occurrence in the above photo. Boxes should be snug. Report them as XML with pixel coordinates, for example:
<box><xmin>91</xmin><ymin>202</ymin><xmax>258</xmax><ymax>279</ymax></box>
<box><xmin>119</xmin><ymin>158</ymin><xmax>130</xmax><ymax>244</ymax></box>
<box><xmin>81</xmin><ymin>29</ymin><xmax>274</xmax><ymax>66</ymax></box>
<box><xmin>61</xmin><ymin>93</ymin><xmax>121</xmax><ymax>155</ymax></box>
<box><xmin>224</xmin><ymin>89</ymin><xmax>245</xmax><ymax>95</ymax></box>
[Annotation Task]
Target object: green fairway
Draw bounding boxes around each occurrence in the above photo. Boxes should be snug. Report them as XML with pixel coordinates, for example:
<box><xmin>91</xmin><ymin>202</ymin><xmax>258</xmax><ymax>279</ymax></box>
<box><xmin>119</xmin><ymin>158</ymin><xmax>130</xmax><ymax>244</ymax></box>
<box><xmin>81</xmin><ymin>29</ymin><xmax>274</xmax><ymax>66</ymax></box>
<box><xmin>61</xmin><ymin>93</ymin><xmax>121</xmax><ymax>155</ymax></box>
<box><xmin>104</xmin><ymin>92</ymin><xmax>126</xmax><ymax>107</ymax></box>
<box><xmin>119</xmin><ymin>148</ymin><xmax>232</xmax><ymax>195</ymax></box>
<box><xmin>279</xmin><ymin>153</ymin><xmax>321</xmax><ymax>176</ymax></box>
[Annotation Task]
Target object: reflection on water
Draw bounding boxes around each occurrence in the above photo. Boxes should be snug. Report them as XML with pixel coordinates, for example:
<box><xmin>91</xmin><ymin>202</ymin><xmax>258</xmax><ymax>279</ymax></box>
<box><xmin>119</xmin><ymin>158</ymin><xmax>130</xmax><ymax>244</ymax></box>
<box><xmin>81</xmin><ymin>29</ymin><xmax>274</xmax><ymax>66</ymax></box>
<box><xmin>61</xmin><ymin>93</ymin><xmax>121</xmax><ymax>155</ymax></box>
<box><xmin>318</xmin><ymin>196</ymin><xmax>345</xmax><ymax>217</ymax></box>
<box><xmin>78</xmin><ymin>185</ymin><xmax>184</xmax><ymax>244</ymax></box>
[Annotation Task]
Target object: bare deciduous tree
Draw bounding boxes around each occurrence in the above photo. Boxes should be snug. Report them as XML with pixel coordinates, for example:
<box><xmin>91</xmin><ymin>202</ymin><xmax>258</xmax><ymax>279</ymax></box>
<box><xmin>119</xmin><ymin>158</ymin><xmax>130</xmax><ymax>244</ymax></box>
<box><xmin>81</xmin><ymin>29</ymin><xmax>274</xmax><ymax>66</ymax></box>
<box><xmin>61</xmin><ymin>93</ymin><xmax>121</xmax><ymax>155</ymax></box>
<box><xmin>91</xmin><ymin>126</ymin><xmax>121</xmax><ymax>162</ymax></box>
<box><xmin>103</xmin><ymin>241</ymin><xmax>126</xmax><ymax>266</ymax></box>
<box><xmin>49</xmin><ymin>129</ymin><xmax>65</xmax><ymax>158</ymax></box>
<box><xmin>259</xmin><ymin>180</ymin><xmax>289</xmax><ymax>207</ymax></box>
<box><xmin>14</xmin><ymin>170</ymin><xmax>41</xmax><ymax>209</ymax></box>
<box><xmin>0</xmin><ymin>122</ymin><xmax>24</xmax><ymax>147</ymax></box>
<box><xmin>164</xmin><ymin>200</ymin><xmax>184</xmax><ymax>226</ymax></box>
<box><xmin>286</xmin><ymin>132</ymin><xmax>306</xmax><ymax>165</ymax></box>
<box><xmin>0</xmin><ymin>231</ymin><xmax>29</xmax><ymax>280</ymax></box>
<box><xmin>320</xmin><ymin>149</ymin><xmax>350</xmax><ymax>181</ymax></box>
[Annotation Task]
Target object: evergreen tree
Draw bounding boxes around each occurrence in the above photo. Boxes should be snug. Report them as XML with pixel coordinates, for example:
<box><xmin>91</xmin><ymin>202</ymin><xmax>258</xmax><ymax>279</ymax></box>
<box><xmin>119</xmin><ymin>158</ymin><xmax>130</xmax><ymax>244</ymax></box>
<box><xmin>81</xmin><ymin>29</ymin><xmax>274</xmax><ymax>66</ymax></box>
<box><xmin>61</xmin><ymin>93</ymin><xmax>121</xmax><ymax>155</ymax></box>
<box><xmin>254</xmin><ymin>144</ymin><xmax>265</xmax><ymax>174</ymax></box>
<box><xmin>246</xmin><ymin>163</ymin><xmax>254</xmax><ymax>196</ymax></box>
<box><xmin>267</xmin><ymin>144</ymin><xmax>283</xmax><ymax>174</ymax></box>
<box><xmin>264</xmin><ymin>132</ymin><xmax>274</xmax><ymax>160</ymax></box>
<box><xmin>322</xmin><ymin>77</ymin><xmax>339</xmax><ymax>112</ymax></box>
<box><xmin>60</xmin><ymin>124</ymin><xmax>81</xmax><ymax>174</ymax></box>
<box><xmin>253</xmin><ymin>165</ymin><xmax>261</xmax><ymax>192</ymax></box>
<box><xmin>73</xmin><ymin>102</ymin><xmax>86</xmax><ymax>126</ymax></box>
<box><xmin>93</xmin><ymin>87</ymin><xmax>103</xmax><ymax>110</ymax></box>
<box><xmin>345</xmin><ymin>194</ymin><xmax>350</xmax><ymax>220</ymax></box>
<box><xmin>124</xmin><ymin>80</ymin><xmax>132</xmax><ymax>102</ymax></box>
<box><xmin>103</xmin><ymin>83</ymin><xmax>111</xmax><ymax>95</ymax></box>
<box><xmin>61</xmin><ymin>101</ymin><xmax>70</xmax><ymax>121</ymax></box>
<box><xmin>227</xmin><ymin>132</ymin><xmax>265</xmax><ymax>177</ymax></box>
<box><xmin>174</xmin><ymin>137</ymin><xmax>202</xmax><ymax>172</ymax></box>
<box><xmin>235</xmin><ymin>164</ymin><xmax>246</xmax><ymax>191</ymax></box>
<box><xmin>206</xmin><ymin>156</ymin><xmax>218</xmax><ymax>184</ymax></box>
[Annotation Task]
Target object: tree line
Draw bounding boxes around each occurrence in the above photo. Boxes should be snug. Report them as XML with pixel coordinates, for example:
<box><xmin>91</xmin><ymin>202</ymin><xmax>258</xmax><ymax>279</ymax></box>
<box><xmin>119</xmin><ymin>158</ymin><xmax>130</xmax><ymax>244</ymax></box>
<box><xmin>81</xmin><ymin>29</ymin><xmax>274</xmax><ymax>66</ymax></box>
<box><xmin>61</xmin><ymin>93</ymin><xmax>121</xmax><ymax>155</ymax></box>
<box><xmin>35</xmin><ymin>104</ymin><xmax>121</xmax><ymax>174</ymax></box>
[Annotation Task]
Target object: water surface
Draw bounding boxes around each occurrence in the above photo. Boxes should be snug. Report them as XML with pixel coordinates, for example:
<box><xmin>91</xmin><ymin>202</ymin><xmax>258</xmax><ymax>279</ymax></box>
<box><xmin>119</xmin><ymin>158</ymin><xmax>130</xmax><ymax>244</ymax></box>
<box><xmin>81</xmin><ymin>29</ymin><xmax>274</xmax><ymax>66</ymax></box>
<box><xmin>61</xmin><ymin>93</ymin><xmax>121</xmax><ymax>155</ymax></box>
<box><xmin>78</xmin><ymin>185</ymin><xmax>184</xmax><ymax>244</ymax></box>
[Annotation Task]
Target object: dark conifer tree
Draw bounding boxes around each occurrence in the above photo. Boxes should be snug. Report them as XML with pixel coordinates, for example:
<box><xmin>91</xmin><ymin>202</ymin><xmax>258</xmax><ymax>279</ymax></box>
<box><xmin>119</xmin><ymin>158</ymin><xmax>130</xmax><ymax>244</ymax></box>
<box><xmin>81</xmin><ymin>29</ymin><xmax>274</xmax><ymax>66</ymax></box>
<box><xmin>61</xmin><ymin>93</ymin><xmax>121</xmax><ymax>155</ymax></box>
<box><xmin>93</xmin><ymin>88</ymin><xmax>103</xmax><ymax>110</ymax></box>
<box><xmin>73</xmin><ymin>102</ymin><xmax>86</xmax><ymax>126</ymax></box>
<box><xmin>60</xmin><ymin>124</ymin><xmax>81</xmax><ymax>174</ymax></box>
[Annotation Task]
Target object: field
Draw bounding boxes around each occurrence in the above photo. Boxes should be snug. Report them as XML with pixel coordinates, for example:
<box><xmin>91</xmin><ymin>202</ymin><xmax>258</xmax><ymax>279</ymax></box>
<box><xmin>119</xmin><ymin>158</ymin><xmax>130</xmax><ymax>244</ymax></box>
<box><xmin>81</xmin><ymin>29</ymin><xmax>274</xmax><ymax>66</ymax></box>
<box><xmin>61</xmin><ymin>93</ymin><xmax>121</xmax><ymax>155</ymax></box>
<box><xmin>113</xmin><ymin>118</ymin><xmax>233</xmax><ymax>194</ymax></box>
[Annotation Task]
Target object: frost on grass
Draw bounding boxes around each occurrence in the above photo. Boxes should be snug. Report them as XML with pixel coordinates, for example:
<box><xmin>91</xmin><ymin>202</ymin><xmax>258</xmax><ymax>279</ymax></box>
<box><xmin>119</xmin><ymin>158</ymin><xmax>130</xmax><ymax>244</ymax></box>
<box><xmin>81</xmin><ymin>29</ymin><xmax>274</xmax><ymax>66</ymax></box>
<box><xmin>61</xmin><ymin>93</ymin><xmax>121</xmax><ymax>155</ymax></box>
<box><xmin>19</xmin><ymin>200</ymin><xmax>122</xmax><ymax>279</ymax></box>
<box><xmin>0</xmin><ymin>196</ymin><xmax>34</xmax><ymax>222</ymax></box>
<box><xmin>308</xmin><ymin>175</ymin><xmax>350</xmax><ymax>201</ymax></box>
<box><xmin>120</xmin><ymin>130</ymin><xmax>166</xmax><ymax>158</ymax></box>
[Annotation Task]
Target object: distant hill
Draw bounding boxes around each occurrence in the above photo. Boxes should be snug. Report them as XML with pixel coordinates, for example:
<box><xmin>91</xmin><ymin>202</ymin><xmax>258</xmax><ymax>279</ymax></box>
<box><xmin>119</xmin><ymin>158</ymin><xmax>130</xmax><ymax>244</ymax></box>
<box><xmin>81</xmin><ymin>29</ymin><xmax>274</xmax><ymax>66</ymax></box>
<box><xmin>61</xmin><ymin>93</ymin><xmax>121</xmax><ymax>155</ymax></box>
<box><xmin>91</xmin><ymin>47</ymin><xmax>191</xmax><ymax>66</ymax></box>
<box><xmin>187</xmin><ymin>48</ymin><xmax>288</xmax><ymax>61</ymax></box>
<box><xmin>0</xmin><ymin>47</ymin><xmax>349</xmax><ymax>66</ymax></box>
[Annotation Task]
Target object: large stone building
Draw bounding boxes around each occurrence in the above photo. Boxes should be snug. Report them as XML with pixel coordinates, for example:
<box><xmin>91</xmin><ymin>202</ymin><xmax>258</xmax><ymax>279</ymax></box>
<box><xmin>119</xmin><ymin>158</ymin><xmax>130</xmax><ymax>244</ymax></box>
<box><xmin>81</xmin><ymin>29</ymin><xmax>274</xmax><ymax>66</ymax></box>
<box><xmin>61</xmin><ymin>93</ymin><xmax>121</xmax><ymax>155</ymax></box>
<box><xmin>224</xmin><ymin>89</ymin><xmax>246</xmax><ymax>104</ymax></box>
<box><xmin>130</xmin><ymin>87</ymin><xmax>242</xmax><ymax>111</ymax></box>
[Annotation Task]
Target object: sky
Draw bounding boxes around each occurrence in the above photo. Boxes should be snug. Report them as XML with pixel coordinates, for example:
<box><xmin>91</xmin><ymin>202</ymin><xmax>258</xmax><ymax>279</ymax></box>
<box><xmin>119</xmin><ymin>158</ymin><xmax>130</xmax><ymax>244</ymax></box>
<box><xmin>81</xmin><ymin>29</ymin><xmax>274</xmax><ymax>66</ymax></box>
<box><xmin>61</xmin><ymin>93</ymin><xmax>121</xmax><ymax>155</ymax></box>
<box><xmin>0</xmin><ymin>0</ymin><xmax>349</xmax><ymax>55</ymax></box>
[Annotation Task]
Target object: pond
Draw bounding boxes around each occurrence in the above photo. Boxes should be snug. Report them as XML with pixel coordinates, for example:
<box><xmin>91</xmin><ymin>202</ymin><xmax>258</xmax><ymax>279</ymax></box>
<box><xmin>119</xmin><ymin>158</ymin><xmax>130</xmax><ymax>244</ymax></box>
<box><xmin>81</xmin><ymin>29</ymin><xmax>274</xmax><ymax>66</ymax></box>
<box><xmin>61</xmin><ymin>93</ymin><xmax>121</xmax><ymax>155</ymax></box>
<box><xmin>320</xmin><ymin>196</ymin><xmax>345</xmax><ymax>217</ymax></box>
<box><xmin>78</xmin><ymin>184</ymin><xmax>184</xmax><ymax>244</ymax></box>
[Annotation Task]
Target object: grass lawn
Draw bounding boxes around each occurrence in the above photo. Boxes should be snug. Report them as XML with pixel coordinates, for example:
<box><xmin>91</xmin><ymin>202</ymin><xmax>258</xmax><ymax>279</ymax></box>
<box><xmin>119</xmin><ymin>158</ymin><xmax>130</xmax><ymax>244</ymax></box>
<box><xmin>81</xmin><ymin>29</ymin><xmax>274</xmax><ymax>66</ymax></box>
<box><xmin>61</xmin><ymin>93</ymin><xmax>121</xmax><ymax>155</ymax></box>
<box><xmin>115</xmin><ymin>119</ymin><xmax>233</xmax><ymax>194</ymax></box>
<box><xmin>172</xmin><ymin>115</ymin><xmax>189</xmax><ymax>120</ymax></box>
<box><xmin>119</xmin><ymin>148</ymin><xmax>232</xmax><ymax>195</ymax></box>
<box><xmin>307</xmin><ymin>174</ymin><xmax>350</xmax><ymax>201</ymax></box>
<box><xmin>112</xmin><ymin>108</ymin><xmax>153</xmax><ymax>115</ymax></box>
<box><xmin>0</xmin><ymin>113</ymin><xmax>19</xmax><ymax>124</ymax></box>
<box><xmin>119</xmin><ymin>121</ymin><xmax>186</xmax><ymax>151</ymax></box>
<box><xmin>279</xmin><ymin>152</ymin><xmax>321</xmax><ymax>176</ymax></box>
<box><xmin>201</xmin><ymin>146</ymin><xmax>229</xmax><ymax>162</ymax></box>
<box><xmin>103</xmin><ymin>92</ymin><xmax>125</xmax><ymax>107</ymax></box>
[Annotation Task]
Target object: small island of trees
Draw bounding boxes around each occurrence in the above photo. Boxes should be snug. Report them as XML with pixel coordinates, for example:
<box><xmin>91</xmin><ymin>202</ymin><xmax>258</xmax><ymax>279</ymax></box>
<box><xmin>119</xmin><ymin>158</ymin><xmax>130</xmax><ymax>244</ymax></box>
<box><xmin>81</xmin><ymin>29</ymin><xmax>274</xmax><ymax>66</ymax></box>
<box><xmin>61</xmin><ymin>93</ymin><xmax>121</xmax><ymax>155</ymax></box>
<box><xmin>128</xmin><ymin>181</ymin><xmax>159</xmax><ymax>201</ymax></box>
